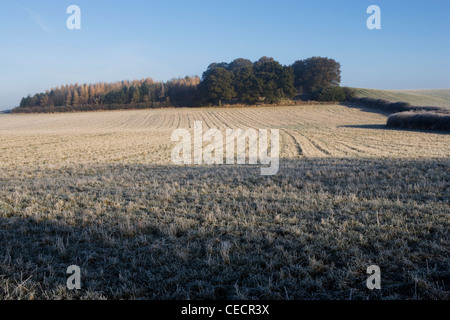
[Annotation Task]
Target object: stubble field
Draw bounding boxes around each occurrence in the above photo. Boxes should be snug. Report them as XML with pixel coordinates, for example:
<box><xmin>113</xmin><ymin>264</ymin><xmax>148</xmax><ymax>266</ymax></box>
<box><xmin>354</xmin><ymin>88</ymin><xmax>450</xmax><ymax>109</ymax></box>
<box><xmin>0</xmin><ymin>104</ymin><xmax>449</xmax><ymax>299</ymax></box>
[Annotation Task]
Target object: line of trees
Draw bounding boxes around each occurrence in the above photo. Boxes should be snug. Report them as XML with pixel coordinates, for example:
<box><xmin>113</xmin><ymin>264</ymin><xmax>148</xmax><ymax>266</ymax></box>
<box><xmin>15</xmin><ymin>77</ymin><xmax>200</xmax><ymax>113</ymax></box>
<box><xmin>13</xmin><ymin>56</ymin><xmax>346</xmax><ymax>113</ymax></box>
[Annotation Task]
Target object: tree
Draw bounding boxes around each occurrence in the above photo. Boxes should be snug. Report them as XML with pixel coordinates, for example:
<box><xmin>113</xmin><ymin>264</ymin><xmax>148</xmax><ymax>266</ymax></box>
<box><xmin>39</xmin><ymin>94</ymin><xmax>49</xmax><ymax>107</ymax></box>
<box><xmin>88</xmin><ymin>84</ymin><xmax>96</xmax><ymax>104</ymax></box>
<box><xmin>12</xmin><ymin>55</ymin><xmax>345</xmax><ymax>112</ymax></box>
<box><xmin>52</xmin><ymin>88</ymin><xmax>65</xmax><ymax>106</ymax></box>
<box><xmin>278</xmin><ymin>66</ymin><xmax>296</xmax><ymax>99</ymax></box>
<box><xmin>227</xmin><ymin>58</ymin><xmax>256</xmax><ymax>102</ymax></box>
<box><xmin>72</xmin><ymin>90</ymin><xmax>79</xmax><ymax>106</ymax></box>
<box><xmin>233</xmin><ymin>65</ymin><xmax>261</xmax><ymax>104</ymax></box>
<box><xmin>79</xmin><ymin>85</ymin><xmax>89</xmax><ymax>105</ymax></box>
<box><xmin>293</xmin><ymin>57</ymin><xmax>341</xmax><ymax>93</ymax></box>
<box><xmin>140</xmin><ymin>82</ymin><xmax>150</xmax><ymax>103</ymax></box>
<box><xmin>198</xmin><ymin>67</ymin><xmax>235</xmax><ymax>106</ymax></box>
<box><xmin>20</xmin><ymin>95</ymin><xmax>32</xmax><ymax>108</ymax></box>
<box><xmin>199</xmin><ymin>62</ymin><xmax>230</xmax><ymax>92</ymax></box>
<box><xmin>128</xmin><ymin>85</ymin><xmax>140</xmax><ymax>104</ymax></box>
<box><xmin>228</xmin><ymin>58</ymin><xmax>253</xmax><ymax>74</ymax></box>
<box><xmin>253</xmin><ymin>57</ymin><xmax>295</xmax><ymax>103</ymax></box>
<box><xmin>65</xmin><ymin>91</ymin><xmax>72</xmax><ymax>106</ymax></box>
<box><xmin>158</xmin><ymin>83</ymin><xmax>166</xmax><ymax>102</ymax></box>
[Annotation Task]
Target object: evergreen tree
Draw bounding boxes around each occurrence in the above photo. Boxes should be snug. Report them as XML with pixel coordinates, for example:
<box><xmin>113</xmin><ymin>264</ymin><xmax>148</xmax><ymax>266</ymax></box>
<box><xmin>140</xmin><ymin>83</ymin><xmax>150</xmax><ymax>103</ymax></box>
<box><xmin>158</xmin><ymin>84</ymin><xmax>166</xmax><ymax>101</ymax></box>
<box><xmin>65</xmin><ymin>91</ymin><xmax>72</xmax><ymax>106</ymax></box>
<box><xmin>130</xmin><ymin>85</ymin><xmax>140</xmax><ymax>104</ymax></box>
<box><xmin>72</xmin><ymin>90</ymin><xmax>79</xmax><ymax>106</ymax></box>
<box><xmin>40</xmin><ymin>95</ymin><xmax>49</xmax><ymax>107</ymax></box>
<box><xmin>198</xmin><ymin>67</ymin><xmax>235</xmax><ymax>106</ymax></box>
<box><xmin>80</xmin><ymin>85</ymin><xmax>89</xmax><ymax>105</ymax></box>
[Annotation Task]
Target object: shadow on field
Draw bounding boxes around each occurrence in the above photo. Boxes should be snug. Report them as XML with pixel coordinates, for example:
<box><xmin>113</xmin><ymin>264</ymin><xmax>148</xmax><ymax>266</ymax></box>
<box><xmin>340</xmin><ymin>102</ymin><xmax>392</xmax><ymax>117</ymax></box>
<box><xmin>339</xmin><ymin>124</ymin><xmax>388</xmax><ymax>130</ymax></box>
<box><xmin>0</xmin><ymin>158</ymin><xmax>449</xmax><ymax>300</ymax></box>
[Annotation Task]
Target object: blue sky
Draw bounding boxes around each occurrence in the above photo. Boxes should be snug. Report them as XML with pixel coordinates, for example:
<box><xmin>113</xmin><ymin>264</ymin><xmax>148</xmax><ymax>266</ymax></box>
<box><xmin>0</xmin><ymin>0</ymin><xmax>449</xmax><ymax>110</ymax></box>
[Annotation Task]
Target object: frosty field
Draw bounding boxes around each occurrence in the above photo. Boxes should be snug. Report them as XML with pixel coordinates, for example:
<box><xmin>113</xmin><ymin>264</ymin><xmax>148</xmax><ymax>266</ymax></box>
<box><xmin>0</xmin><ymin>104</ymin><xmax>448</xmax><ymax>299</ymax></box>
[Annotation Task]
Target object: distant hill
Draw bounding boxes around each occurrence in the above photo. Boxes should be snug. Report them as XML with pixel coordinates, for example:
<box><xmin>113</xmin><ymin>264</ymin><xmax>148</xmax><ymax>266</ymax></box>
<box><xmin>353</xmin><ymin>88</ymin><xmax>450</xmax><ymax>109</ymax></box>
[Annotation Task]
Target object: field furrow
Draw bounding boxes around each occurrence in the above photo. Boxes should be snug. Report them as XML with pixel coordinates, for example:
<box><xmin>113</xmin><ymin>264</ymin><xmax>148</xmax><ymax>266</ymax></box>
<box><xmin>1</xmin><ymin>104</ymin><xmax>449</xmax><ymax>169</ymax></box>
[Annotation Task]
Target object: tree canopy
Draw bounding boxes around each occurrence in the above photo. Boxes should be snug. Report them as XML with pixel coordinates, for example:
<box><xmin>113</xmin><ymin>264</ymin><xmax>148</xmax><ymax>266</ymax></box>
<box><xmin>197</xmin><ymin>56</ymin><xmax>297</xmax><ymax>106</ymax></box>
<box><xmin>293</xmin><ymin>57</ymin><xmax>341</xmax><ymax>93</ymax></box>
<box><xmin>197</xmin><ymin>67</ymin><xmax>235</xmax><ymax>106</ymax></box>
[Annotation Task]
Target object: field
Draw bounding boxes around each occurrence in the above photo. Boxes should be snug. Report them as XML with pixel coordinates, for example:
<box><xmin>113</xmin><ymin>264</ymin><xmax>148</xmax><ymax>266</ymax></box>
<box><xmin>354</xmin><ymin>88</ymin><xmax>450</xmax><ymax>109</ymax></box>
<box><xmin>0</xmin><ymin>104</ymin><xmax>449</xmax><ymax>299</ymax></box>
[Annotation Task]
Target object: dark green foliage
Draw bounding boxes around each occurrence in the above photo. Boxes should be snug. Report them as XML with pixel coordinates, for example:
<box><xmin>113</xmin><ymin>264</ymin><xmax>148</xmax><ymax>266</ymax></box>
<box><xmin>314</xmin><ymin>86</ymin><xmax>345</xmax><ymax>102</ymax></box>
<box><xmin>197</xmin><ymin>67</ymin><xmax>235</xmax><ymax>106</ymax></box>
<box><xmin>278</xmin><ymin>66</ymin><xmax>297</xmax><ymax>98</ymax></box>
<box><xmin>196</xmin><ymin>56</ymin><xmax>297</xmax><ymax>106</ymax></box>
<box><xmin>293</xmin><ymin>57</ymin><xmax>341</xmax><ymax>93</ymax></box>
<box><xmin>128</xmin><ymin>85</ymin><xmax>140</xmax><ymax>104</ymax></box>
<box><xmin>228</xmin><ymin>58</ymin><xmax>259</xmax><ymax>103</ymax></box>
<box><xmin>292</xmin><ymin>60</ymin><xmax>306</xmax><ymax>89</ymax></box>
<box><xmin>253</xmin><ymin>57</ymin><xmax>295</xmax><ymax>103</ymax></box>
<box><xmin>201</xmin><ymin>62</ymin><xmax>230</xmax><ymax>81</ymax></box>
<box><xmin>103</xmin><ymin>88</ymin><xmax>128</xmax><ymax>105</ymax></box>
<box><xmin>228</xmin><ymin>58</ymin><xmax>253</xmax><ymax>74</ymax></box>
<box><xmin>313</xmin><ymin>86</ymin><xmax>355</xmax><ymax>102</ymax></box>
<box><xmin>233</xmin><ymin>66</ymin><xmax>261</xmax><ymax>104</ymax></box>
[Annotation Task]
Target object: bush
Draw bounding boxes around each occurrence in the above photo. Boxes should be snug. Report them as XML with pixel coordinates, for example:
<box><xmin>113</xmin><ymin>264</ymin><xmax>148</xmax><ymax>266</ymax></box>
<box><xmin>342</xmin><ymin>87</ymin><xmax>356</xmax><ymax>100</ymax></box>
<box><xmin>351</xmin><ymin>97</ymin><xmax>448</xmax><ymax>114</ymax></box>
<box><xmin>387</xmin><ymin>111</ymin><xmax>450</xmax><ymax>131</ymax></box>
<box><xmin>314</xmin><ymin>86</ymin><xmax>348</xmax><ymax>102</ymax></box>
<box><xmin>387</xmin><ymin>101</ymin><xmax>412</xmax><ymax>113</ymax></box>
<box><xmin>349</xmin><ymin>97</ymin><xmax>450</xmax><ymax>131</ymax></box>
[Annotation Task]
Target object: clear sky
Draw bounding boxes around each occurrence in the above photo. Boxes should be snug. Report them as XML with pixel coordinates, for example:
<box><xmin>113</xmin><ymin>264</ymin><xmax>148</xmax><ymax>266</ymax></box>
<box><xmin>0</xmin><ymin>0</ymin><xmax>449</xmax><ymax>110</ymax></box>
